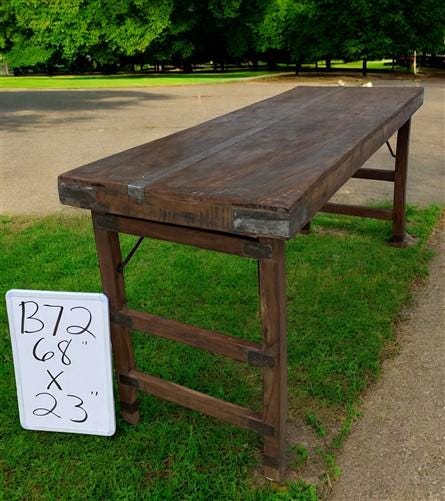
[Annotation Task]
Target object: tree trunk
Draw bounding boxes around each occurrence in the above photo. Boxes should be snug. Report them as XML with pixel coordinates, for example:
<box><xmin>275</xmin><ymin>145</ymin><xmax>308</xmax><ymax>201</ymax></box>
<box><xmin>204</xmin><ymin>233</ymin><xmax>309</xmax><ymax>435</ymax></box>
<box><xmin>411</xmin><ymin>50</ymin><xmax>417</xmax><ymax>75</ymax></box>
<box><xmin>267</xmin><ymin>54</ymin><xmax>277</xmax><ymax>71</ymax></box>
<box><xmin>325</xmin><ymin>56</ymin><xmax>332</xmax><ymax>70</ymax></box>
<box><xmin>362</xmin><ymin>57</ymin><xmax>367</xmax><ymax>76</ymax></box>
<box><xmin>0</xmin><ymin>63</ymin><xmax>11</xmax><ymax>76</ymax></box>
<box><xmin>294</xmin><ymin>61</ymin><xmax>301</xmax><ymax>75</ymax></box>
<box><xmin>182</xmin><ymin>60</ymin><xmax>193</xmax><ymax>73</ymax></box>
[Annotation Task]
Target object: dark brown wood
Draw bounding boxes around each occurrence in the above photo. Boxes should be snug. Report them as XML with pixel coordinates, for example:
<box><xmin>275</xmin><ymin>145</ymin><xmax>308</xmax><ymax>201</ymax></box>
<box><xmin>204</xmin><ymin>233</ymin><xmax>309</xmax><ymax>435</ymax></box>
<box><xmin>120</xmin><ymin>370</ymin><xmax>274</xmax><ymax>436</ymax></box>
<box><xmin>112</xmin><ymin>307</ymin><xmax>274</xmax><ymax>367</ymax></box>
<box><xmin>390</xmin><ymin>119</ymin><xmax>412</xmax><ymax>246</ymax></box>
<box><xmin>62</xmin><ymin>88</ymin><xmax>422</xmax><ymax>483</ymax></box>
<box><xmin>59</xmin><ymin>86</ymin><xmax>423</xmax><ymax>238</ymax></box>
<box><xmin>92</xmin><ymin>212</ymin><xmax>140</xmax><ymax>424</ymax></box>
<box><xmin>321</xmin><ymin>203</ymin><xmax>393</xmax><ymax>220</ymax></box>
<box><xmin>352</xmin><ymin>168</ymin><xmax>395</xmax><ymax>182</ymax></box>
<box><xmin>300</xmin><ymin>221</ymin><xmax>311</xmax><ymax>234</ymax></box>
<box><xmin>94</xmin><ymin>213</ymin><xmax>272</xmax><ymax>259</ymax></box>
<box><xmin>258</xmin><ymin>239</ymin><xmax>287</xmax><ymax>481</ymax></box>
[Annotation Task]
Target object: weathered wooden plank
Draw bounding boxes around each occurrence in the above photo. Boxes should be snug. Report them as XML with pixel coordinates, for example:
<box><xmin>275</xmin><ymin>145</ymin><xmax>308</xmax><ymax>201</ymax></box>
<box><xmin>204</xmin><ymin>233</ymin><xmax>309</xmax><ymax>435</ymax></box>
<box><xmin>321</xmin><ymin>203</ymin><xmax>393</xmax><ymax>220</ymax></box>
<box><xmin>94</xmin><ymin>213</ymin><xmax>272</xmax><ymax>259</ymax></box>
<box><xmin>120</xmin><ymin>370</ymin><xmax>274</xmax><ymax>436</ymax></box>
<box><xmin>112</xmin><ymin>307</ymin><xmax>274</xmax><ymax>367</ymax></box>
<box><xmin>352</xmin><ymin>168</ymin><xmax>395</xmax><ymax>182</ymax></box>
<box><xmin>92</xmin><ymin>213</ymin><xmax>140</xmax><ymax>424</ymax></box>
<box><xmin>58</xmin><ymin>86</ymin><xmax>423</xmax><ymax>239</ymax></box>
<box><xmin>259</xmin><ymin>238</ymin><xmax>287</xmax><ymax>481</ymax></box>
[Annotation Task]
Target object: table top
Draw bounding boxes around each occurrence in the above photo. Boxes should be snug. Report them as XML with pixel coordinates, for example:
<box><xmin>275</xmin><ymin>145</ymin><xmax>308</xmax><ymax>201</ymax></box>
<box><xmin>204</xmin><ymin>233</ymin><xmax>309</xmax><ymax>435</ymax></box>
<box><xmin>59</xmin><ymin>86</ymin><xmax>423</xmax><ymax>239</ymax></box>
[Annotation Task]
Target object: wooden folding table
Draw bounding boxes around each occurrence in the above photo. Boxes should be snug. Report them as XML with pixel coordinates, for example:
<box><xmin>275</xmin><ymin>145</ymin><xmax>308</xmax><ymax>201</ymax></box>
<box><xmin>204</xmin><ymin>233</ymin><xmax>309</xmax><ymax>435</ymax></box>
<box><xmin>58</xmin><ymin>86</ymin><xmax>423</xmax><ymax>481</ymax></box>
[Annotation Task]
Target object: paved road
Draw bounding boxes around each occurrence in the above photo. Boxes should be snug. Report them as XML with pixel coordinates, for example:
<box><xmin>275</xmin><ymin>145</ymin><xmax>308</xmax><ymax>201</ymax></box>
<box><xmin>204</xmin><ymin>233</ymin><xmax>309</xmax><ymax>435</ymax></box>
<box><xmin>1</xmin><ymin>75</ymin><xmax>444</xmax><ymax>215</ymax></box>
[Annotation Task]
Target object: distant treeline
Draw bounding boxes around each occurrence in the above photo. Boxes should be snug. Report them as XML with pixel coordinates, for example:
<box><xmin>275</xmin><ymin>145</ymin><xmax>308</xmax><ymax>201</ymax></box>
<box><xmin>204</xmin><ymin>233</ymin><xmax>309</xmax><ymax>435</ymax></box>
<box><xmin>1</xmin><ymin>0</ymin><xmax>444</xmax><ymax>74</ymax></box>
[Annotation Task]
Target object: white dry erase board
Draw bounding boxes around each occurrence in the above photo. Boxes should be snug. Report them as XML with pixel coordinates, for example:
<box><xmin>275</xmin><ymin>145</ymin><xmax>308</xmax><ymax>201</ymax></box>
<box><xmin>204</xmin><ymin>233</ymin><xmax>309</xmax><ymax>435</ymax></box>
<box><xmin>6</xmin><ymin>290</ymin><xmax>116</xmax><ymax>436</ymax></box>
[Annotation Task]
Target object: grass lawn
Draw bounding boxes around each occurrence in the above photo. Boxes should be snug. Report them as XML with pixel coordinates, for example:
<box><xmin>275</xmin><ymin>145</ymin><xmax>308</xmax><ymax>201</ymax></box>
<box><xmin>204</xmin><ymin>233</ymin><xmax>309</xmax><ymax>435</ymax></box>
<box><xmin>302</xmin><ymin>59</ymin><xmax>406</xmax><ymax>72</ymax></box>
<box><xmin>0</xmin><ymin>206</ymin><xmax>441</xmax><ymax>500</ymax></box>
<box><xmin>0</xmin><ymin>71</ymin><xmax>277</xmax><ymax>90</ymax></box>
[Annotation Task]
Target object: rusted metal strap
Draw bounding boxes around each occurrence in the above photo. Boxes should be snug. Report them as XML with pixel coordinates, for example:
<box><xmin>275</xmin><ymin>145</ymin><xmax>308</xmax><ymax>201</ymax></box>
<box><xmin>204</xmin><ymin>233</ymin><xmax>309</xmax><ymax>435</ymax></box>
<box><xmin>117</xmin><ymin>237</ymin><xmax>144</xmax><ymax>273</ymax></box>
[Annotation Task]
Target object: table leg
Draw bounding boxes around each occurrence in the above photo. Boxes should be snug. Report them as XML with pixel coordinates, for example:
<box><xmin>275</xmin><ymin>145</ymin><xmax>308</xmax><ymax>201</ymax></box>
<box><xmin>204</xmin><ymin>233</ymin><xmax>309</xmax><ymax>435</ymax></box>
<box><xmin>258</xmin><ymin>238</ymin><xmax>288</xmax><ymax>481</ymax></box>
<box><xmin>92</xmin><ymin>213</ymin><xmax>140</xmax><ymax>424</ymax></box>
<box><xmin>390</xmin><ymin>118</ymin><xmax>414</xmax><ymax>247</ymax></box>
<box><xmin>300</xmin><ymin>221</ymin><xmax>311</xmax><ymax>234</ymax></box>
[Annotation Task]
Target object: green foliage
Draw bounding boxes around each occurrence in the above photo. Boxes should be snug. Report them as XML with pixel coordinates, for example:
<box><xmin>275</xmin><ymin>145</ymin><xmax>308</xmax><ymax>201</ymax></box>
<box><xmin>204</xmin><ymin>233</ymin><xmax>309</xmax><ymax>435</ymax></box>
<box><xmin>102</xmin><ymin>0</ymin><xmax>173</xmax><ymax>56</ymax></box>
<box><xmin>6</xmin><ymin>0</ymin><xmax>100</xmax><ymax>65</ymax></box>
<box><xmin>257</xmin><ymin>0</ymin><xmax>318</xmax><ymax>63</ymax></box>
<box><xmin>1</xmin><ymin>0</ymin><xmax>444</xmax><ymax>71</ymax></box>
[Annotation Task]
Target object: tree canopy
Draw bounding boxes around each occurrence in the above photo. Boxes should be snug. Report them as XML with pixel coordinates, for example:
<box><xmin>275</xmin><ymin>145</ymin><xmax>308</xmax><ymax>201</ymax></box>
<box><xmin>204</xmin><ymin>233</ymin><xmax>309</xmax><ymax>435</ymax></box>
<box><xmin>1</xmin><ymin>0</ymin><xmax>444</xmax><ymax>72</ymax></box>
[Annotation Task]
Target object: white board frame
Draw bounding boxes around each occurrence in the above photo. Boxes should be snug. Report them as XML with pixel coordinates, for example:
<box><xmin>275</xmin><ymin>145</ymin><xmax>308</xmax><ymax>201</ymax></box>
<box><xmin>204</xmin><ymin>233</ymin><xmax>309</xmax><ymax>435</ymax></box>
<box><xmin>6</xmin><ymin>289</ymin><xmax>116</xmax><ymax>436</ymax></box>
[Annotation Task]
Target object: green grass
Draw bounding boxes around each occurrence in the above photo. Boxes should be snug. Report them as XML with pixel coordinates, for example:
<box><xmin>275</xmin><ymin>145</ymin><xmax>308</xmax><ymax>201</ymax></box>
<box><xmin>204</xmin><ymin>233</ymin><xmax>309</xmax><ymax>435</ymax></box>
<box><xmin>0</xmin><ymin>71</ymin><xmax>276</xmax><ymax>89</ymax></box>
<box><xmin>332</xmin><ymin>59</ymin><xmax>399</xmax><ymax>71</ymax></box>
<box><xmin>0</xmin><ymin>206</ymin><xmax>441</xmax><ymax>500</ymax></box>
<box><xmin>302</xmin><ymin>59</ymin><xmax>405</xmax><ymax>72</ymax></box>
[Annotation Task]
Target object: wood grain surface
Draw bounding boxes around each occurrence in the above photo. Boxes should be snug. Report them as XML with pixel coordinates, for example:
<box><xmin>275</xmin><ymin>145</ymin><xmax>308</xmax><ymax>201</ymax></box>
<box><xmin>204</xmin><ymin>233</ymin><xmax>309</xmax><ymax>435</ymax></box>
<box><xmin>60</xmin><ymin>86</ymin><xmax>423</xmax><ymax>238</ymax></box>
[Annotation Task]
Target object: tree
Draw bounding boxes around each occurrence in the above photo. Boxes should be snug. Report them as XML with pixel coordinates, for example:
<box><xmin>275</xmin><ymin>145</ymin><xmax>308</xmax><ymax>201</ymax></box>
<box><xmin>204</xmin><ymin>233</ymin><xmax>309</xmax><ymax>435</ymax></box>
<box><xmin>2</xmin><ymin>0</ymin><xmax>444</xmax><ymax>74</ymax></box>
<box><xmin>311</xmin><ymin>0</ymin><xmax>353</xmax><ymax>69</ymax></box>
<box><xmin>4</xmin><ymin>0</ymin><xmax>102</xmax><ymax>69</ymax></box>
<box><xmin>256</xmin><ymin>0</ymin><xmax>318</xmax><ymax>71</ymax></box>
<box><xmin>2</xmin><ymin>0</ymin><xmax>173</xmax><ymax>71</ymax></box>
<box><xmin>382</xmin><ymin>0</ymin><xmax>445</xmax><ymax>73</ymax></box>
<box><xmin>101</xmin><ymin>0</ymin><xmax>173</xmax><ymax>63</ymax></box>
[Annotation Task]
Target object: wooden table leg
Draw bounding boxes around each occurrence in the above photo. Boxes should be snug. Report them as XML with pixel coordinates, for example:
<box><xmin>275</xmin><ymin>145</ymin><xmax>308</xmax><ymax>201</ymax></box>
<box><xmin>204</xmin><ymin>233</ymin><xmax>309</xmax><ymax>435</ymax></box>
<box><xmin>258</xmin><ymin>238</ymin><xmax>287</xmax><ymax>481</ymax></box>
<box><xmin>92</xmin><ymin>212</ymin><xmax>140</xmax><ymax>424</ymax></box>
<box><xmin>390</xmin><ymin>118</ymin><xmax>415</xmax><ymax>247</ymax></box>
<box><xmin>300</xmin><ymin>221</ymin><xmax>311</xmax><ymax>235</ymax></box>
